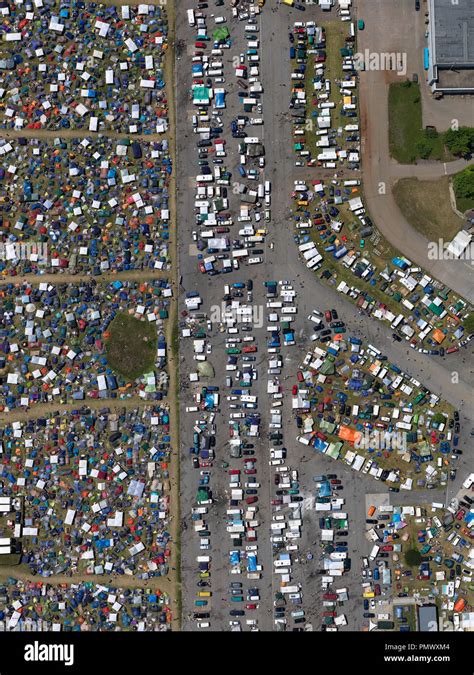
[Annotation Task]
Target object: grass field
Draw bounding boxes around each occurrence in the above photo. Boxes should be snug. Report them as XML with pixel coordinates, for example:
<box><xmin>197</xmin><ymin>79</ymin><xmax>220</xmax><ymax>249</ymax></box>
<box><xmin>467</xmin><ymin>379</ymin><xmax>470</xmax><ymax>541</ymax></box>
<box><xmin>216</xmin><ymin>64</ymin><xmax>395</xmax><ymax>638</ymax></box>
<box><xmin>388</xmin><ymin>82</ymin><xmax>450</xmax><ymax>164</ymax></box>
<box><xmin>393</xmin><ymin>176</ymin><xmax>464</xmax><ymax>242</ymax></box>
<box><xmin>106</xmin><ymin>312</ymin><xmax>157</xmax><ymax>380</ymax></box>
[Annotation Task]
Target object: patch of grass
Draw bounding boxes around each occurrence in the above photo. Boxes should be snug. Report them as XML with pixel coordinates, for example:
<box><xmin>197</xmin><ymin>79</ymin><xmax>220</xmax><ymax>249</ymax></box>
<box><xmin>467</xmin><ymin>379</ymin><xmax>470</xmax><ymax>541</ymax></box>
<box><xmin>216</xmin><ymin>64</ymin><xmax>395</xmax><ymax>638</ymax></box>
<box><xmin>388</xmin><ymin>82</ymin><xmax>450</xmax><ymax>163</ymax></box>
<box><xmin>393</xmin><ymin>177</ymin><xmax>464</xmax><ymax>242</ymax></box>
<box><xmin>463</xmin><ymin>314</ymin><xmax>474</xmax><ymax>335</ymax></box>
<box><xmin>0</xmin><ymin>553</ymin><xmax>21</xmax><ymax>566</ymax></box>
<box><xmin>106</xmin><ymin>312</ymin><xmax>157</xmax><ymax>380</ymax></box>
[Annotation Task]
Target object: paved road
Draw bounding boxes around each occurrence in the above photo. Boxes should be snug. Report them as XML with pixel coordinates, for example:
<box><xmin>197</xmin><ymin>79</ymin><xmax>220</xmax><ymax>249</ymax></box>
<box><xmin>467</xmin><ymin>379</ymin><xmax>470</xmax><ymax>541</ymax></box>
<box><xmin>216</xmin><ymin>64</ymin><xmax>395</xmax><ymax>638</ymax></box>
<box><xmin>176</xmin><ymin>0</ymin><xmax>279</xmax><ymax>632</ymax></box>
<box><xmin>357</xmin><ymin>0</ymin><xmax>474</xmax><ymax>302</ymax></box>
<box><xmin>176</xmin><ymin>0</ymin><xmax>474</xmax><ymax>631</ymax></box>
<box><xmin>389</xmin><ymin>158</ymin><xmax>473</xmax><ymax>180</ymax></box>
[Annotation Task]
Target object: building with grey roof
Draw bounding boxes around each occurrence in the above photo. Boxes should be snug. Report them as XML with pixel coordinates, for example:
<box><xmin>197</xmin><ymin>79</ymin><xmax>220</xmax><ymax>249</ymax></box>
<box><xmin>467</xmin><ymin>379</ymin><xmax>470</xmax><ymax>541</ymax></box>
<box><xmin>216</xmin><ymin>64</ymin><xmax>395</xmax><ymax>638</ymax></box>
<box><xmin>427</xmin><ymin>0</ymin><xmax>474</xmax><ymax>93</ymax></box>
<box><xmin>418</xmin><ymin>604</ymin><xmax>438</xmax><ymax>632</ymax></box>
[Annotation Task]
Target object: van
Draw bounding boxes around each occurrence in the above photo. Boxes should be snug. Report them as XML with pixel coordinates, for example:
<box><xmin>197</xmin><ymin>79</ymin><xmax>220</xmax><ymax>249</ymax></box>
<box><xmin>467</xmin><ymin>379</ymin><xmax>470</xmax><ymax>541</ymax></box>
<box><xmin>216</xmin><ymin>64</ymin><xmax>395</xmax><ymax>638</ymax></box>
<box><xmin>369</xmin><ymin>545</ymin><xmax>379</xmax><ymax>561</ymax></box>
<box><xmin>291</xmin><ymin>610</ymin><xmax>305</xmax><ymax>619</ymax></box>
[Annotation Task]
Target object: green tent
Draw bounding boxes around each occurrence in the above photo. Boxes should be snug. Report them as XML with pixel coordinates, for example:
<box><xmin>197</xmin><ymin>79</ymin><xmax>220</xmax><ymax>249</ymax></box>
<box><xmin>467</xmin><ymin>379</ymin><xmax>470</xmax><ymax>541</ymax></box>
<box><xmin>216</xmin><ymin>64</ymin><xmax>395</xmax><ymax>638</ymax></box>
<box><xmin>213</xmin><ymin>26</ymin><xmax>230</xmax><ymax>41</ymax></box>
<box><xmin>198</xmin><ymin>361</ymin><xmax>215</xmax><ymax>378</ymax></box>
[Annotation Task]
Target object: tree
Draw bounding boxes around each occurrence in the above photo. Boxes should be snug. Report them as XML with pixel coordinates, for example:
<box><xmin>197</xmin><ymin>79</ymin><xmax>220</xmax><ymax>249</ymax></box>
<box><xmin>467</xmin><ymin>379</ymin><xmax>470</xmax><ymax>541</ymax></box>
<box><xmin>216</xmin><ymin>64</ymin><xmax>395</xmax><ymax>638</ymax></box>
<box><xmin>444</xmin><ymin>127</ymin><xmax>474</xmax><ymax>158</ymax></box>
<box><xmin>453</xmin><ymin>166</ymin><xmax>474</xmax><ymax>201</ymax></box>
<box><xmin>463</xmin><ymin>313</ymin><xmax>474</xmax><ymax>336</ymax></box>
<box><xmin>432</xmin><ymin>413</ymin><xmax>445</xmax><ymax>425</ymax></box>
<box><xmin>405</xmin><ymin>548</ymin><xmax>422</xmax><ymax>567</ymax></box>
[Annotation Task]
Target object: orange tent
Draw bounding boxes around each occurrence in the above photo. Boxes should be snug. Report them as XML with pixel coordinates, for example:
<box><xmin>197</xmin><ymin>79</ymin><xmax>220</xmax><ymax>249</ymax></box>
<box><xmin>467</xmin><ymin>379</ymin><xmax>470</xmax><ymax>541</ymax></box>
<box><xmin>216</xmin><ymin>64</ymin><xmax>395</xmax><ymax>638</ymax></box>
<box><xmin>338</xmin><ymin>425</ymin><xmax>361</xmax><ymax>445</ymax></box>
<box><xmin>432</xmin><ymin>329</ymin><xmax>445</xmax><ymax>344</ymax></box>
<box><xmin>454</xmin><ymin>597</ymin><xmax>466</xmax><ymax>613</ymax></box>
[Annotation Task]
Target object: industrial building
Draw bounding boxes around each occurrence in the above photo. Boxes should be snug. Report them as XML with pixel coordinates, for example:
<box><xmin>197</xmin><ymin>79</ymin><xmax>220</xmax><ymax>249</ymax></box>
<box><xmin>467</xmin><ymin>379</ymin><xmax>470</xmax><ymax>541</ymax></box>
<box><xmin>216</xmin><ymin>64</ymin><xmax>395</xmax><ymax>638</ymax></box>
<box><xmin>427</xmin><ymin>0</ymin><xmax>474</xmax><ymax>94</ymax></box>
<box><xmin>418</xmin><ymin>604</ymin><xmax>439</xmax><ymax>632</ymax></box>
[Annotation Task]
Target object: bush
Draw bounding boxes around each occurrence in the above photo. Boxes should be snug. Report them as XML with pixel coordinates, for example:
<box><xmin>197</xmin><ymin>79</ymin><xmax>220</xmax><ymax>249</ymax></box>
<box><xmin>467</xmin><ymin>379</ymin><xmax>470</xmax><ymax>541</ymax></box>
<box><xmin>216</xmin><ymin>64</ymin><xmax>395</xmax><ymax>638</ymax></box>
<box><xmin>444</xmin><ymin>127</ymin><xmax>474</xmax><ymax>158</ymax></box>
<box><xmin>424</xmin><ymin>127</ymin><xmax>438</xmax><ymax>140</ymax></box>
<box><xmin>415</xmin><ymin>140</ymin><xmax>432</xmax><ymax>159</ymax></box>
<box><xmin>405</xmin><ymin>549</ymin><xmax>422</xmax><ymax>567</ymax></box>
<box><xmin>453</xmin><ymin>165</ymin><xmax>474</xmax><ymax>201</ymax></box>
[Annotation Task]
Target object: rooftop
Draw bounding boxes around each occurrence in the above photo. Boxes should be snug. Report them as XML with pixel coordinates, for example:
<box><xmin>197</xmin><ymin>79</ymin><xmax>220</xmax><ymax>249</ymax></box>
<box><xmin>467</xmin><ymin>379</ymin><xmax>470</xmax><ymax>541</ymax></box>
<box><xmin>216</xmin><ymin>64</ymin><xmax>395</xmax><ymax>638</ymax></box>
<box><xmin>431</xmin><ymin>0</ymin><xmax>474</xmax><ymax>67</ymax></box>
<box><xmin>418</xmin><ymin>604</ymin><xmax>438</xmax><ymax>632</ymax></box>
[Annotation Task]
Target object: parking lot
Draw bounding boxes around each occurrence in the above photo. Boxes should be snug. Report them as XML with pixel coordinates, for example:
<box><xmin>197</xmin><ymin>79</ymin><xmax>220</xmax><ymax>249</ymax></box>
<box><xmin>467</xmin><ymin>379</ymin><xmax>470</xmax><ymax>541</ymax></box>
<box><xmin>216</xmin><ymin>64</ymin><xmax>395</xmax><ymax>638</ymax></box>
<box><xmin>176</xmin><ymin>0</ymin><xmax>474</xmax><ymax>632</ymax></box>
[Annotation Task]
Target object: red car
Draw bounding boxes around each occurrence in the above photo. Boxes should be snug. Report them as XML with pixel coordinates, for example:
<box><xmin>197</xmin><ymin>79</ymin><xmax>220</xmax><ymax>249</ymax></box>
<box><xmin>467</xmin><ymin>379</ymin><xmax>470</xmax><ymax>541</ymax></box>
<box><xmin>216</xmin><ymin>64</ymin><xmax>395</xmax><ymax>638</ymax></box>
<box><xmin>297</xmin><ymin>371</ymin><xmax>304</xmax><ymax>382</ymax></box>
<box><xmin>229</xmin><ymin>469</ymin><xmax>240</xmax><ymax>475</ymax></box>
<box><xmin>244</xmin><ymin>469</ymin><xmax>256</xmax><ymax>475</ymax></box>
<box><xmin>323</xmin><ymin>593</ymin><xmax>337</xmax><ymax>601</ymax></box>
<box><xmin>246</xmin><ymin>604</ymin><xmax>257</xmax><ymax>610</ymax></box>
<box><xmin>330</xmin><ymin>479</ymin><xmax>341</xmax><ymax>485</ymax></box>
<box><xmin>381</xmin><ymin>545</ymin><xmax>393</xmax><ymax>552</ymax></box>
<box><xmin>243</xmin><ymin>345</ymin><xmax>257</xmax><ymax>353</ymax></box>
<box><xmin>325</xmin><ymin>310</ymin><xmax>332</xmax><ymax>322</ymax></box>
<box><xmin>195</xmin><ymin>41</ymin><xmax>207</xmax><ymax>48</ymax></box>
<box><xmin>246</xmin><ymin>496</ymin><xmax>258</xmax><ymax>504</ymax></box>
<box><xmin>292</xmin><ymin>385</ymin><xmax>298</xmax><ymax>395</ymax></box>
<box><xmin>456</xmin><ymin>509</ymin><xmax>466</xmax><ymax>520</ymax></box>
<box><xmin>374</xmin><ymin>584</ymin><xmax>381</xmax><ymax>596</ymax></box>
<box><xmin>244</xmin><ymin>457</ymin><xmax>257</xmax><ymax>463</ymax></box>
<box><xmin>323</xmin><ymin>611</ymin><xmax>336</xmax><ymax>617</ymax></box>
<box><xmin>271</xmin><ymin>499</ymin><xmax>282</xmax><ymax>506</ymax></box>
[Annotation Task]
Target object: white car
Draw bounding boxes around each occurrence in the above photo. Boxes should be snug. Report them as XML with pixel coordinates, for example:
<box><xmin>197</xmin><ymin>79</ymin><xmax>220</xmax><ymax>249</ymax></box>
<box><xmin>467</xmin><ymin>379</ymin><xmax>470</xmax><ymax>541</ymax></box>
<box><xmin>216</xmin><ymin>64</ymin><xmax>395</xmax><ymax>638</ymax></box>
<box><xmin>248</xmin><ymin>257</ymin><xmax>262</xmax><ymax>264</ymax></box>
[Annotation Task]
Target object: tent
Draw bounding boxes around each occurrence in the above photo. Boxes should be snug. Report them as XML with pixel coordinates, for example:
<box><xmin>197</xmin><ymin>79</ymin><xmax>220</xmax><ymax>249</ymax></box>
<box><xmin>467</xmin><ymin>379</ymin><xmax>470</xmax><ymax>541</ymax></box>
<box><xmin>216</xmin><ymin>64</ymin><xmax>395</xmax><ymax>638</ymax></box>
<box><xmin>197</xmin><ymin>361</ymin><xmax>215</xmax><ymax>377</ymax></box>
<box><xmin>338</xmin><ymin>425</ymin><xmax>361</xmax><ymax>444</ymax></box>
<box><xmin>432</xmin><ymin>328</ymin><xmax>445</xmax><ymax>344</ymax></box>
<box><xmin>213</xmin><ymin>26</ymin><xmax>230</xmax><ymax>42</ymax></box>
